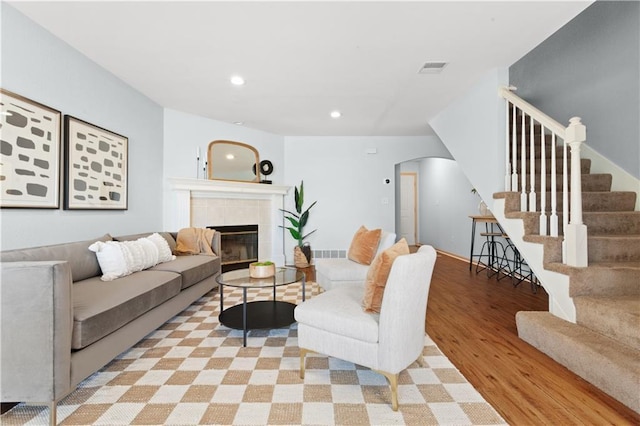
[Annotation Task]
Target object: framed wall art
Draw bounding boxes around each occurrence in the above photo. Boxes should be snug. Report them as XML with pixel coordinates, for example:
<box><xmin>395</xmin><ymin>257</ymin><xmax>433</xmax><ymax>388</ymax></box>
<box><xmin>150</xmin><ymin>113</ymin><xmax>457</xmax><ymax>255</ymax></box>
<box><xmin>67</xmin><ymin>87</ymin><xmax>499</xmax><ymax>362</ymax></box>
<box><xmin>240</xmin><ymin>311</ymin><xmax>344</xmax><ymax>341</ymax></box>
<box><xmin>0</xmin><ymin>88</ymin><xmax>62</xmax><ymax>208</ymax></box>
<box><xmin>64</xmin><ymin>116</ymin><xmax>128</xmax><ymax>210</ymax></box>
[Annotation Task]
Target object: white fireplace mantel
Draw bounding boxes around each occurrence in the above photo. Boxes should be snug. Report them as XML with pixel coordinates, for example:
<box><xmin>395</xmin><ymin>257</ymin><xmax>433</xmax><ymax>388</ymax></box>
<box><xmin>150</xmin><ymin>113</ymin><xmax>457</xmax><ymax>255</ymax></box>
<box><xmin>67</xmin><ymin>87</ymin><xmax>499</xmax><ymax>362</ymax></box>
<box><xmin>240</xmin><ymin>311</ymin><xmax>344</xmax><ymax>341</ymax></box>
<box><xmin>168</xmin><ymin>177</ymin><xmax>290</xmax><ymax>198</ymax></box>
<box><xmin>166</xmin><ymin>177</ymin><xmax>291</xmax><ymax>265</ymax></box>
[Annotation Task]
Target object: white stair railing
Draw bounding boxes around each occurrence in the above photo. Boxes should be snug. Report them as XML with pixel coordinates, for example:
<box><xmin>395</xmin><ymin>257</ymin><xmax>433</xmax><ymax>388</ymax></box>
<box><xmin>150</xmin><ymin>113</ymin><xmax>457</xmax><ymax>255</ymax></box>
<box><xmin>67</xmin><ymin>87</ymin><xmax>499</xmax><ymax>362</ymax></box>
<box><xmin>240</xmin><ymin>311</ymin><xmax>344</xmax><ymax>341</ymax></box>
<box><xmin>499</xmin><ymin>86</ymin><xmax>588</xmax><ymax>267</ymax></box>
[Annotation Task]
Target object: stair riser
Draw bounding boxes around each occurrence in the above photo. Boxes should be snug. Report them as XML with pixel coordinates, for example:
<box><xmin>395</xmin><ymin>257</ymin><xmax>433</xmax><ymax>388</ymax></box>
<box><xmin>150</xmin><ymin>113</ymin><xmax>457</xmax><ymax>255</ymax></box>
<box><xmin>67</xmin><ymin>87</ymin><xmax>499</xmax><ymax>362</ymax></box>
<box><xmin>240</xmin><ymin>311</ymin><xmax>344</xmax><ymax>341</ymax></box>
<box><xmin>509</xmin><ymin>139</ymin><xmax>560</xmax><ymax>159</ymax></box>
<box><xmin>583</xmin><ymin>213</ymin><xmax>640</xmax><ymax>235</ymax></box>
<box><xmin>568</xmin><ymin>267</ymin><xmax>640</xmax><ymax>297</ymax></box>
<box><xmin>575</xmin><ymin>298</ymin><xmax>640</xmax><ymax>351</ymax></box>
<box><xmin>503</xmin><ymin>191</ymin><xmax>636</xmax><ymax>214</ymax></box>
<box><xmin>516</xmin><ymin>212</ymin><xmax>640</xmax><ymax>236</ymax></box>
<box><xmin>518</xmin><ymin>174</ymin><xmax>611</xmax><ymax>192</ymax></box>
<box><xmin>589</xmin><ymin>238</ymin><xmax>640</xmax><ymax>263</ymax></box>
<box><xmin>513</xmin><ymin>158</ymin><xmax>590</xmax><ymax>175</ymax></box>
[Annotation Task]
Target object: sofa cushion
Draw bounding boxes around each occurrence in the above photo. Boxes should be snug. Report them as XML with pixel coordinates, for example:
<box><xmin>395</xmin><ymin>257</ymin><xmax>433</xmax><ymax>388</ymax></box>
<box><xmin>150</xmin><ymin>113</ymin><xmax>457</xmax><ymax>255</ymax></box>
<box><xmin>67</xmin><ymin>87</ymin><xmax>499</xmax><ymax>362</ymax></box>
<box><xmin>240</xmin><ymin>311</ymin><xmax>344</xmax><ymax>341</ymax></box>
<box><xmin>295</xmin><ymin>285</ymin><xmax>379</xmax><ymax>343</ymax></box>
<box><xmin>150</xmin><ymin>254</ymin><xmax>220</xmax><ymax>290</ymax></box>
<box><xmin>362</xmin><ymin>238</ymin><xmax>410</xmax><ymax>313</ymax></box>
<box><xmin>315</xmin><ymin>258</ymin><xmax>370</xmax><ymax>282</ymax></box>
<box><xmin>0</xmin><ymin>234</ymin><xmax>112</xmax><ymax>282</ymax></box>
<box><xmin>347</xmin><ymin>226</ymin><xmax>382</xmax><ymax>265</ymax></box>
<box><xmin>72</xmin><ymin>270</ymin><xmax>182</xmax><ymax>350</ymax></box>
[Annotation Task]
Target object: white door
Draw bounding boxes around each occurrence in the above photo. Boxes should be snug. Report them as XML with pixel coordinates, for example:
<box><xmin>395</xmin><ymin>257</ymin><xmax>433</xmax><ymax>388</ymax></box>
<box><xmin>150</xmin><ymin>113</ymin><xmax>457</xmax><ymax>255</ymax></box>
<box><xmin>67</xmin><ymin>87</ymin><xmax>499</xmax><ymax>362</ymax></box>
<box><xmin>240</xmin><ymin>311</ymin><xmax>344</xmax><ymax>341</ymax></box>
<box><xmin>399</xmin><ymin>173</ymin><xmax>417</xmax><ymax>245</ymax></box>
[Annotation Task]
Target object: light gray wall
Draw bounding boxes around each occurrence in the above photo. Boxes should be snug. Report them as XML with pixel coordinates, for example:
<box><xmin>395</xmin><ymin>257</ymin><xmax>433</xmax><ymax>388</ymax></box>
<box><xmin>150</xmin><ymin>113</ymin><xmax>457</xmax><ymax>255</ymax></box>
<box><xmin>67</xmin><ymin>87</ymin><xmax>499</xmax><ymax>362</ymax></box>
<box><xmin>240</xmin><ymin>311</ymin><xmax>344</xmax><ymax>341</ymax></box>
<box><xmin>161</xmin><ymin>108</ymin><xmax>285</xmax><ymax>230</ymax></box>
<box><xmin>1</xmin><ymin>4</ymin><xmax>164</xmax><ymax>250</ymax></box>
<box><xmin>282</xmin><ymin>136</ymin><xmax>450</xmax><ymax>262</ymax></box>
<box><xmin>418</xmin><ymin>158</ymin><xmax>479</xmax><ymax>258</ymax></box>
<box><xmin>429</xmin><ymin>68</ymin><xmax>509</xmax><ymax>206</ymax></box>
<box><xmin>162</xmin><ymin>108</ymin><xmax>285</xmax><ymax>183</ymax></box>
<box><xmin>509</xmin><ymin>1</ymin><xmax>639</xmax><ymax>179</ymax></box>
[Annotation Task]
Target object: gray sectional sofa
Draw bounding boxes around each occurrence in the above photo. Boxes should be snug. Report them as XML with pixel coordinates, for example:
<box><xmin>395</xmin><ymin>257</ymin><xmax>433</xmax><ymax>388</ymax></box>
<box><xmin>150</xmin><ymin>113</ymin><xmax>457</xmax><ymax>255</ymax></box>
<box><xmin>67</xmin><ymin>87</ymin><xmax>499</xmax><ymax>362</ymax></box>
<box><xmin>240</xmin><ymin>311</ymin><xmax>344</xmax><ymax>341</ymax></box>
<box><xmin>0</xmin><ymin>231</ymin><xmax>221</xmax><ymax>425</ymax></box>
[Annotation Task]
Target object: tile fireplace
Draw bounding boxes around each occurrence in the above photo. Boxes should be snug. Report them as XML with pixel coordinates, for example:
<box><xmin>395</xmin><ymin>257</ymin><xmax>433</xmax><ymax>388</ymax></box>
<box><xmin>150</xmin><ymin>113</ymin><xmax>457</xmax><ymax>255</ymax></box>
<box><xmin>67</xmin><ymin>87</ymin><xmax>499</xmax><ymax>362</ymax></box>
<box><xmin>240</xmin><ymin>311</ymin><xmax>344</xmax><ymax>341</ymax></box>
<box><xmin>166</xmin><ymin>177</ymin><xmax>290</xmax><ymax>266</ymax></box>
<box><xmin>210</xmin><ymin>224</ymin><xmax>259</xmax><ymax>272</ymax></box>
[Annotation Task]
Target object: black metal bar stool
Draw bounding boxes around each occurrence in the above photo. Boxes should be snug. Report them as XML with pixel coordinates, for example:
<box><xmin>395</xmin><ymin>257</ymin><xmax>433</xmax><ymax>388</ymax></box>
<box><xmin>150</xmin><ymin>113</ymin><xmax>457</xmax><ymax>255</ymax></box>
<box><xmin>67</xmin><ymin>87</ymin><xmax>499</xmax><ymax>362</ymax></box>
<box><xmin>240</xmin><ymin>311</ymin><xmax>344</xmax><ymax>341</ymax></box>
<box><xmin>500</xmin><ymin>235</ymin><xmax>539</xmax><ymax>293</ymax></box>
<box><xmin>475</xmin><ymin>231</ymin><xmax>509</xmax><ymax>278</ymax></box>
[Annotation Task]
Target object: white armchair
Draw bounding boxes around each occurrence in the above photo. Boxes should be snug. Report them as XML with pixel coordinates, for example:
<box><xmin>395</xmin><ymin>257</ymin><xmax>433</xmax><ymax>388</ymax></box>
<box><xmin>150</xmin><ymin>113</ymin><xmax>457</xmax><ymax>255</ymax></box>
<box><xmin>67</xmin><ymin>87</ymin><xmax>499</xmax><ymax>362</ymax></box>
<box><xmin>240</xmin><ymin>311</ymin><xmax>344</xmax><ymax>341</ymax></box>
<box><xmin>314</xmin><ymin>230</ymin><xmax>396</xmax><ymax>291</ymax></box>
<box><xmin>294</xmin><ymin>245</ymin><xmax>437</xmax><ymax>410</ymax></box>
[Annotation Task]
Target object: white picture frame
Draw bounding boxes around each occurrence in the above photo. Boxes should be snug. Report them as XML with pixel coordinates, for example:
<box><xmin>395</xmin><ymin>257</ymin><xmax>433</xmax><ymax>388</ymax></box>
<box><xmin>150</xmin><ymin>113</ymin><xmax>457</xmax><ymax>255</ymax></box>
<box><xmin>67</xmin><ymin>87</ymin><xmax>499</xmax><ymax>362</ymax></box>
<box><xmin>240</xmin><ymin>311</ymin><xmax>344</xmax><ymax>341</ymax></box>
<box><xmin>0</xmin><ymin>89</ymin><xmax>62</xmax><ymax>208</ymax></box>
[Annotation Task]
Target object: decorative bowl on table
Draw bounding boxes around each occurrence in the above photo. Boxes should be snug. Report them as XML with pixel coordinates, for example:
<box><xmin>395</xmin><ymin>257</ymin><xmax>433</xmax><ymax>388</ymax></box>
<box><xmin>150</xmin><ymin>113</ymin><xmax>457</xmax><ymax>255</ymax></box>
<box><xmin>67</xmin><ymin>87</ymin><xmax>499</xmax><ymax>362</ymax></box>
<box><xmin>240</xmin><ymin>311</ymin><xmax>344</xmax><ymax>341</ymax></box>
<box><xmin>249</xmin><ymin>261</ymin><xmax>276</xmax><ymax>278</ymax></box>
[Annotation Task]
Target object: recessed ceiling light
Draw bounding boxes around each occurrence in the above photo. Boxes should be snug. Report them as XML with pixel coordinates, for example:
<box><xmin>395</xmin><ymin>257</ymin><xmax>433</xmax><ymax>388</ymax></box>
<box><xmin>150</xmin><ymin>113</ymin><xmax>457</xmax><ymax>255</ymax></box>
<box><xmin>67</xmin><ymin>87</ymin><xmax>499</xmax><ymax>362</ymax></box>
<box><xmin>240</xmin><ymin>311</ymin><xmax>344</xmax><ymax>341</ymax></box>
<box><xmin>330</xmin><ymin>110</ymin><xmax>341</xmax><ymax>119</ymax></box>
<box><xmin>234</xmin><ymin>121</ymin><xmax>244</xmax><ymax>126</ymax></box>
<box><xmin>226</xmin><ymin>154</ymin><xmax>235</xmax><ymax>160</ymax></box>
<box><xmin>230</xmin><ymin>75</ymin><xmax>245</xmax><ymax>86</ymax></box>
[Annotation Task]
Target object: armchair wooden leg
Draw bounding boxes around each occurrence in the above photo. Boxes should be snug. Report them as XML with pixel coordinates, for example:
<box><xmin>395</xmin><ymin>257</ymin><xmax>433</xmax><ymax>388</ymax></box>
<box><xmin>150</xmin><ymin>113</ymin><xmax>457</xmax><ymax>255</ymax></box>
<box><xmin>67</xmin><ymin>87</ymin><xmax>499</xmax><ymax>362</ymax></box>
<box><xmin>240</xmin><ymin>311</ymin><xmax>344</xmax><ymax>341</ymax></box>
<box><xmin>299</xmin><ymin>347</ymin><xmax>313</xmax><ymax>379</ymax></box>
<box><xmin>375</xmin><ymin>370</ymin><xmax>400</xmax><ymax>411</ymax></box>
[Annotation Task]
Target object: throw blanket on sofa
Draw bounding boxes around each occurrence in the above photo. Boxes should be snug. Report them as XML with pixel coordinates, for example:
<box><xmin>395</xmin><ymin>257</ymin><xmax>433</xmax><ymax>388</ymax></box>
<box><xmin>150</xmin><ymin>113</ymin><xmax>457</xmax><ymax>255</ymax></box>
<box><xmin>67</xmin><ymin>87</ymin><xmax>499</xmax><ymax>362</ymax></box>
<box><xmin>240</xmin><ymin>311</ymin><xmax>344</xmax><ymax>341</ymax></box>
<box><xmin>175</xmin><ymin>227</ymin><xmax>216</xmax><ymax>256</ymax></box>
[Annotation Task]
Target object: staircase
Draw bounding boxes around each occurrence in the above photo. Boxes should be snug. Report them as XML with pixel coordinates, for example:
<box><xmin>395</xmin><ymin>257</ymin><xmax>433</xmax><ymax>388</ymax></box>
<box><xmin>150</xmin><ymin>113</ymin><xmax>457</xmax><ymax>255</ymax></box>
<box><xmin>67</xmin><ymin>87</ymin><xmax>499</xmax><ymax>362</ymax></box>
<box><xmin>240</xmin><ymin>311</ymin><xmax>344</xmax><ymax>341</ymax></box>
<box><xmin>493</xmin><ymin>89</ymin><xmax>640</xmax><ymax>413</ymax></box>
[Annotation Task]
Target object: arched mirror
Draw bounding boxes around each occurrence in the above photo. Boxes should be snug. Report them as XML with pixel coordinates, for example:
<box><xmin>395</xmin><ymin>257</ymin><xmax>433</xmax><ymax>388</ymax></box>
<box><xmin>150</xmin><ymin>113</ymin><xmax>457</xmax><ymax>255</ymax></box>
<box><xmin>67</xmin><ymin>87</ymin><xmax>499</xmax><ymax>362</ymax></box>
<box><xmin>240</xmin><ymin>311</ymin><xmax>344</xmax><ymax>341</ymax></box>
<box><xmin>207</xmin><ymin>140</ymin><xmax>260</xmax><ymax>182</ymax></box>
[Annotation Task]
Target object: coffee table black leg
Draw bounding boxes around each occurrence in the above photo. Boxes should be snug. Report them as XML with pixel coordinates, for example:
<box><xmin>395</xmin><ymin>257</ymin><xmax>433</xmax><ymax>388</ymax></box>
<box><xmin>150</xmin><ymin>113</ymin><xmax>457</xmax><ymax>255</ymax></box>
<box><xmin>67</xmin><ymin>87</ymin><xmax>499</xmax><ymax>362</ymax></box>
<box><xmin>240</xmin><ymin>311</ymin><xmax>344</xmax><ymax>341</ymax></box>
<box><xmin>242</xmin><ymin>287</ymin><xmax>248</xmax><ymax>347</ymax></box>
<box><xmin>219</xmin><ymin>282</ymin><xmax>224</xmax><ymax>311</ymax></box>
<box><xmin>302</xmin><ymin>274</ymin><xmax>306</xmax><ymax>302</ymax></box>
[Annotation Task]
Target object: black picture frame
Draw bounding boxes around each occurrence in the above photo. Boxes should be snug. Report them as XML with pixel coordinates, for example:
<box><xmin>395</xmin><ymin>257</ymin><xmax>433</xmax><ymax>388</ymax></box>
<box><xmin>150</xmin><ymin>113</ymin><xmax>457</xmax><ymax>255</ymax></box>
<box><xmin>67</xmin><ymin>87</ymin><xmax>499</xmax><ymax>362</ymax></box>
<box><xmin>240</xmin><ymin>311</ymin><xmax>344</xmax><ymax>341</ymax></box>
<box><xmin>64</xmin><ymin>115</ymin><xmax>128</xmax><ymax>210</ymax></box>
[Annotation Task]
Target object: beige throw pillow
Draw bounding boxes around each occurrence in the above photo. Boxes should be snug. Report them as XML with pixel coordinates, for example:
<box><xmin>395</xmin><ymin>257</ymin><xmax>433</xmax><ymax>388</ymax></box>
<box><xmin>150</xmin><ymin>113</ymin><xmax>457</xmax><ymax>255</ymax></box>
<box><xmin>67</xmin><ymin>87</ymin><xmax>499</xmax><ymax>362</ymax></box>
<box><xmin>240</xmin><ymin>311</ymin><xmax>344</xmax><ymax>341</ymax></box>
<box><xmin>362</xmin><ymin>238</ymin><xmax>410</xmax><ymax>313</ymax></box>
<box><xmin>347</xmin><ymin>226</ymin><xmax>382</xmax><ymax>265</ymax></box>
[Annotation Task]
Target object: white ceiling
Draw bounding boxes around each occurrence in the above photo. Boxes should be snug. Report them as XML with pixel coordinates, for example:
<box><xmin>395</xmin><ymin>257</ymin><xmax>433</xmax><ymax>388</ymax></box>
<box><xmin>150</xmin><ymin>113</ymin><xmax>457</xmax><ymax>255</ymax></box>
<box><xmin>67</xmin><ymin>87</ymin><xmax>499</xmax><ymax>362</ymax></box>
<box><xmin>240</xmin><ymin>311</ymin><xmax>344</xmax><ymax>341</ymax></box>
<box><xmin>9</xmin><ymin>1</ymin><xmax>592</xmax><ymax>136</ymax></box>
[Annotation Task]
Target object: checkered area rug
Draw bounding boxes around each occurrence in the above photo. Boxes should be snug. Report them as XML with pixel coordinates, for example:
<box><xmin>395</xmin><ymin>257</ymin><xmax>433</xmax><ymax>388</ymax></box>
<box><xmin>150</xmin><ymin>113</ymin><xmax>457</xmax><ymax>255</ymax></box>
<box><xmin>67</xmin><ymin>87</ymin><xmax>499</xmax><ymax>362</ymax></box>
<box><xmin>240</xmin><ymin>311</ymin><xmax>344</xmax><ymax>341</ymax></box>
<box><xmin>2</xmin><ymin>282</ymin><xmax>506</xmax><ymax>425</ymax></box>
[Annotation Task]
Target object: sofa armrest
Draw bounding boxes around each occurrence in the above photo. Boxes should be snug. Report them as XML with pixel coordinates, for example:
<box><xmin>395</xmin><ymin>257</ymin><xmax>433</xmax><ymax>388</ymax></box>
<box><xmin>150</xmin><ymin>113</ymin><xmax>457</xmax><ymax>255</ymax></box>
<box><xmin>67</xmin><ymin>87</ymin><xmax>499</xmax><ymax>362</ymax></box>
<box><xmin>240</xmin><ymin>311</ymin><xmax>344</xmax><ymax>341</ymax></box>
<box><xmin>0</xmin><ymin>261</ymin><xmax>73</xmax><ymax>402</ymax></box>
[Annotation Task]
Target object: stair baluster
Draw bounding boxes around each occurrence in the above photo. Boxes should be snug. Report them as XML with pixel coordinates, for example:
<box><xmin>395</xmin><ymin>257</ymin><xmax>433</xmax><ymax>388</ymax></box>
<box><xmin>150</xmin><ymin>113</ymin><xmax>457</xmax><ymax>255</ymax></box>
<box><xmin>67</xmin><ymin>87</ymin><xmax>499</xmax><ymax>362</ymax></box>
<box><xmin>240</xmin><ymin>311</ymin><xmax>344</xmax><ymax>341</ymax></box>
<box><xmin>520</xmin><ymin>111</ymin><xmax>527</xmax><ymax>211</ymax></box>
<box><xmin>539</xmin><ymin>124</ymin><xmax>548</xmax><ymax>236</ymax></box>
<box><xmin>511</xmin><ymin>103</ymin><xmax>518</xmax><ymax>193</ymax></box>
<box><xmin>529</xmin><ymin>115</ymin><xmax>537</xmax><ymax>212</ymax></box>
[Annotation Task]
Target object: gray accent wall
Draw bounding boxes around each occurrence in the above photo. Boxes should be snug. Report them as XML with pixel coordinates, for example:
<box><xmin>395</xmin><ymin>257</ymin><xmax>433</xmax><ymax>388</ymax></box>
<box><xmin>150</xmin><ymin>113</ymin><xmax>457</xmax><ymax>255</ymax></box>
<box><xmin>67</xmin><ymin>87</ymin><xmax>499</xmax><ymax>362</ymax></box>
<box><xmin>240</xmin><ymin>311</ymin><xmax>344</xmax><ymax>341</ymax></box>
<box><xmin>509</xmin><ymin>1</ymin><xmax>640</xmax><ymax>179</ymax></box>
<box><xmin>1</xmin><ymin>5</ymin><xmax>164</xmax><ymax>250</ymax></box>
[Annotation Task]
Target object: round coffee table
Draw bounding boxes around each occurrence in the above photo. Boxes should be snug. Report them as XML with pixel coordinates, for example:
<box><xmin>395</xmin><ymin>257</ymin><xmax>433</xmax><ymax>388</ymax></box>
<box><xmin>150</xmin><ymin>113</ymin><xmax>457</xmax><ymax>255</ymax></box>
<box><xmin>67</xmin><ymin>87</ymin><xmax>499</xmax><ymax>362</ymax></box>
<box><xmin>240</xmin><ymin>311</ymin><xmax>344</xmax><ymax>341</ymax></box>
<box><xmin>216</xmin><ymin>267</ymin><xmax>306</xmax><ymax>346</ymax></box>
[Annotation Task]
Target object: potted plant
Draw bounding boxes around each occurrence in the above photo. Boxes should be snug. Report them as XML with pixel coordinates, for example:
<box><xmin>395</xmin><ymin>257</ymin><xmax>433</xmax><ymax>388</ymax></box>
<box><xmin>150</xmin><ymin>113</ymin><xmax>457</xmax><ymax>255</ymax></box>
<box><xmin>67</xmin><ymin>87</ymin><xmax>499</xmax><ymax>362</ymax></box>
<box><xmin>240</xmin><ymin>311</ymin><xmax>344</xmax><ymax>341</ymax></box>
<box><xmin>281</xmin><ymin>180</ymin><xmax>317</xmax><ymax>267</ymax></box>
<box><xmin>249</xmin><ymin>261</ymin><xmax>276</xmax><ymax>278</ymax></box>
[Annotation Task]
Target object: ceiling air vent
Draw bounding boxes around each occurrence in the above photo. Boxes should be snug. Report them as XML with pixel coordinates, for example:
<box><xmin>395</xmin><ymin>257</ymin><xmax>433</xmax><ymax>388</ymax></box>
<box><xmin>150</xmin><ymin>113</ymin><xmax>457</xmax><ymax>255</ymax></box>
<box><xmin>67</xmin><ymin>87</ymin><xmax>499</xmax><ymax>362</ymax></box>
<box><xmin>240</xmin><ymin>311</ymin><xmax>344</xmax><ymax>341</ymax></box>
<box><xmin>418</xmin><ymin>62</ymin><xmax>448</xmax><ymax>74</ymax></box>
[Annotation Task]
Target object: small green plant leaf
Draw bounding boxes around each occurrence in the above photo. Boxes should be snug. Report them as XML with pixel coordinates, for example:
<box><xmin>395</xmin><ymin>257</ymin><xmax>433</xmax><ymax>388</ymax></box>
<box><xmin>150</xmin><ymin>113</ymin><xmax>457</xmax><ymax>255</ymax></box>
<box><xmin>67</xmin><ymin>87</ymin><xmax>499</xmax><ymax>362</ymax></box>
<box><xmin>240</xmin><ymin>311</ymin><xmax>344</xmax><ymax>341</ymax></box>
<box><xmin>286</xmin><ymin>228</ymin><xmax>302</xmax><ymax>241</ymax></box>
<box><xmin>284</xmin><ymin>216</ymin><xmax>300</xmax><ymax>228</ymax></box>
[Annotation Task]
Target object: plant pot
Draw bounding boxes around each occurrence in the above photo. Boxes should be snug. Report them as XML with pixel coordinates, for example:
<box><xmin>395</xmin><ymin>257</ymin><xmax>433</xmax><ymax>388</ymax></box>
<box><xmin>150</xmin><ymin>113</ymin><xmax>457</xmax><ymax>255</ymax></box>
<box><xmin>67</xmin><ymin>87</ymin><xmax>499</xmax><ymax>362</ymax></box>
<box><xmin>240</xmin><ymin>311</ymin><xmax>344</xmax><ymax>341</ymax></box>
<box><xmin>249</xmin><ymin>263</ymin><xmax>276</xmax><ymax>278</ymax></box>
<box><xmin>294</xmin><ymin>246</ymin><xmax>310</xmax><ymax>268</ymax></box>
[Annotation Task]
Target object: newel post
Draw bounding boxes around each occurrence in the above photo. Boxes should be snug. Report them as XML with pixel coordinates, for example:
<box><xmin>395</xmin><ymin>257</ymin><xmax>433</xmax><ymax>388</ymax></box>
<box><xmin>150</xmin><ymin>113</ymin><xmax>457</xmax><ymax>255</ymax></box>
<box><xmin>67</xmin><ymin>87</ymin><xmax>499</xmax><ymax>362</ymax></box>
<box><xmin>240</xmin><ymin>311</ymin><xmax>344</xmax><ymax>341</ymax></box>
<box><xmin>564</xmin><ymin>117</ymin><xmax>588</xmax><ymax>267</ymax></box>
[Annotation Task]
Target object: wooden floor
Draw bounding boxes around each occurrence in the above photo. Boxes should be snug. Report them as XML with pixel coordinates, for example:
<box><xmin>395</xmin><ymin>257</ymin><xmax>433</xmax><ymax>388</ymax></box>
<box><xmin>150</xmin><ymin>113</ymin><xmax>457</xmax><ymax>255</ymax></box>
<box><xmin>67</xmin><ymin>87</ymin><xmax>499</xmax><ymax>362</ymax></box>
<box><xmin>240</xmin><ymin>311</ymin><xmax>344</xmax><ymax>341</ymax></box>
<box><xmin>425</xmin><ymin>252</ymin><xmax>640</xmax><ymax>425</ymax></box>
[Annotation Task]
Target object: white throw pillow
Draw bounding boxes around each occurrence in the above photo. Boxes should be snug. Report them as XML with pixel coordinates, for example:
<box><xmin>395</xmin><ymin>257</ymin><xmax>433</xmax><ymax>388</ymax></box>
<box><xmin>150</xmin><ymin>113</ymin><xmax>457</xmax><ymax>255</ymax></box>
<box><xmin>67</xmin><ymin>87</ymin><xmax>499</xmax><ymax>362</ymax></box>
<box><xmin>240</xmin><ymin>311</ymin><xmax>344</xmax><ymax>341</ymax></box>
<box><xmin>89</xmin><ymin>236</ymin><xmax>172</xmax><ymax>281</ymax></box>
<box><xmin>135</xmin><ymin>237</ymin><xmax>159</xmax><ymax>270</ymax></box>
<box><xmin>147</xmin><ymin>233</ymin><xmax>176</xmax><ymax>263</ymax></box>
<box><xmin>88</xmin><ymin>241</ymin><xmax>130</xmax><ymax>281</ymax></box>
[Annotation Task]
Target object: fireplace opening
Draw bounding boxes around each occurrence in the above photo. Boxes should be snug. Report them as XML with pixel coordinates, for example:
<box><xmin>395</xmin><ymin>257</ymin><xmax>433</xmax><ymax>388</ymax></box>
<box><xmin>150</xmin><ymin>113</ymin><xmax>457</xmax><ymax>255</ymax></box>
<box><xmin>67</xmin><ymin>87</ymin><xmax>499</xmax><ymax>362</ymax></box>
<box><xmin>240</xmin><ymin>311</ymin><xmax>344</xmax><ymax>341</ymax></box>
<box><xmin>208</xmin><ymin>225</ymin><xmax>258</xmax><ymax>272</ymax></box>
